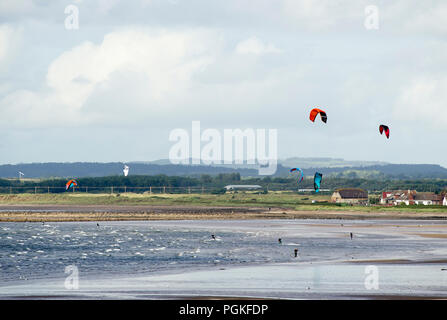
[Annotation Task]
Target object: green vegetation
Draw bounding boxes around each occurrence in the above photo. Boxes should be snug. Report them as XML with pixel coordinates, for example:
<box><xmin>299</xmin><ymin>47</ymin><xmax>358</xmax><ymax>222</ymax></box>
<box><xmin>1</xmin><ymin>192</ymin><xmax>446</xmax><ymax>213</ymax></box>
<box><xmin>1</xmin><ymin>173</ymin><xmax>446</xmax><ymax>194</ymax></box>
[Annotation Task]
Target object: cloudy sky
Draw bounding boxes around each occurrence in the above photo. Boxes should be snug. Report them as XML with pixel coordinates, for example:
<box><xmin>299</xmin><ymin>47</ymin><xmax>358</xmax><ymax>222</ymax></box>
<box><xmin>0</xmin><ymin>0</ymin><xmax>446</xmax><ymax>167</ymax></box>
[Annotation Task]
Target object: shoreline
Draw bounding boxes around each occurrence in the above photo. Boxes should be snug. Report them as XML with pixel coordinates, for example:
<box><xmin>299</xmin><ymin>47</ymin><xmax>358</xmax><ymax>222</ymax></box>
<box><xmin>1</xmin><ymin>204</ymin><xmax>447</xmax><ymax>222</ymax></box>
<box><xmin>2</xmin><ymin>260</ymin><xmax>447</xmax><ymax>300</ymax></box>
<box><xmin>2</xmin><ymin>218</ymin><xmax>447</xmax><ymax>299</ymax></box>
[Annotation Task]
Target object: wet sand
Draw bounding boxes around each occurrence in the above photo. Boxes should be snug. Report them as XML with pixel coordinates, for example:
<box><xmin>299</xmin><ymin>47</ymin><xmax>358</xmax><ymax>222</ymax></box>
<box><xmin>1</xmin><ymin>219</ymin><xmax>447</xmax><ymax>299</ymax></box>
<box><xmin>1</xmin><ymin>204</ymin><xmax>447</xmax><ymax>221</ymax></box>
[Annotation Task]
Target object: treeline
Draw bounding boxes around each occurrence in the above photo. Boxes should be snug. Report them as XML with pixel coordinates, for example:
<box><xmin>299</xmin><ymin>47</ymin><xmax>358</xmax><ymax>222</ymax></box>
<box><xmin>0</xmin><ymin>173</ymin><xmax>241</xmax><ymax>189</ymax></box>
<box><xmin>0</xmin><ymin>162</ymin><xmax>259</xmax><ymax>178</ymax></box>
<box><xmin>1</xmin><ymin>173</ymin><xmax>447</xmax><ymax>193</ymax></box>
<box><xmin>247</xmin><ymin>177</ymin><xmax>447</xmax><ymax>193</ymax></box>
<box><xmin>2</xmin><ymin>162</ymin><xmax>447</xmax><ymax>180</ymax></box>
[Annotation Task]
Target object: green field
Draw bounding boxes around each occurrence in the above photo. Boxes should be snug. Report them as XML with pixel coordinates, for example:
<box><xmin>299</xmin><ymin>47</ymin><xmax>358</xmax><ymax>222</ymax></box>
<box><xmin>1</xmin><ymin>192</ymin><xmax>447</xmax><ymax>213</ymax></box>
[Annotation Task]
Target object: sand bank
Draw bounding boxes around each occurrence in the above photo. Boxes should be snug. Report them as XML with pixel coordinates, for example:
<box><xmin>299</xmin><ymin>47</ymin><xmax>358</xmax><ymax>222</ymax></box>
<box><xmin>1</xmin><ymin>204</ymin><xmax>447</xmax><ymax>222</ymax></box>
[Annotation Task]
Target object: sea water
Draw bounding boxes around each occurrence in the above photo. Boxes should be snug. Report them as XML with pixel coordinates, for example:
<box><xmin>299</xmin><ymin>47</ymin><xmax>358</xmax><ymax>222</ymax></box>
<box><xmin>1</xmin><ymin>219</ymin><xmax>442</xmax><ymax>287</ymax></box>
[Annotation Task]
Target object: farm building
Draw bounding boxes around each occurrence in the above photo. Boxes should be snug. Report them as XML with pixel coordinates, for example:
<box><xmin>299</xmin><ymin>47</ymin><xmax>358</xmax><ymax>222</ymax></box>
<box><xmin>224</xmin><ymin>185</ymin><xmax>262</xmax><ymax>191</ymax></box>
<box><xmin>331</xmin><ymin>188</ymin><xmax>368</xmax><ymax>204</ymax></box>
<box><xmin>381</xmin><ymin>190</ymin><xmax>442</xmax><ymax>206</ymax></box>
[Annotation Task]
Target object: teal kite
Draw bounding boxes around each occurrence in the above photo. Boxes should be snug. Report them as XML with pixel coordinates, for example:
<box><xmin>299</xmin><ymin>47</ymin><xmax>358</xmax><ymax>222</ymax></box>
<box><xmin>314</xmin><ymin>172</ymin><xmax>323</xmax><ymax>193</ymax></box>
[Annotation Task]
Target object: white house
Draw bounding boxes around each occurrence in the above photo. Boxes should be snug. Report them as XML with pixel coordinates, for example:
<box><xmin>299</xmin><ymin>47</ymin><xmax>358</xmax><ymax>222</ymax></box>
<box><xmin>443</xmin><ymin>196</ymin><xmax>447</xmax><ymax>206</ymax></box>
<box><xmin>380</xmin><ymin>190</ymin><xmax>415</xmax><ymax>205</ymax></box>
<box><xmin>413</xmin><ymin>193</ymin><xmax>441</xmax><ymax>206</ymax></box>
<box><xmin>381</xmin><ymin>190</ymin><xmax>442</xmax><ymax>206</ymax></box>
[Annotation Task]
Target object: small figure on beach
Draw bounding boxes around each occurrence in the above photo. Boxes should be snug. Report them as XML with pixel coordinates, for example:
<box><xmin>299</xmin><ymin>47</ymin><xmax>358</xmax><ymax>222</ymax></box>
<box><xmin>278</xmin><ymin>238</ymin><xmax>282</xmax><ymax>244</ymax></box>
<box><xmin>294</xmin><ymin>248</ymin><xmax>298</xmax><ymax>257</ymax></box>
<box><xmin>211</xmin><ymin>234</ymin><xmax>216</xmax><ymax>240</ymax></box>
<box><xmin>97</xmin><ymin>223</ymin><xmax>100</xmax><ymax>227</ymax></box>
<box><xmin>350</xmin><ymin>232</ymin><xmax>353</xmax><ymax>240</ymax></box>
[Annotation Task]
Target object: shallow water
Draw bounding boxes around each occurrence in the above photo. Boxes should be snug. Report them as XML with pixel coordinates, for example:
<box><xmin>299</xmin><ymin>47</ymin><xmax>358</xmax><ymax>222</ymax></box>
<box><xmin>0</xmin><ymin>221</ymin><xmax>296</xmax><ymax>284</ymax></box>
<box><xmin>1</xmin><ymin>219</ymin><xmax>447</xmax><ymax>298</ymax></box>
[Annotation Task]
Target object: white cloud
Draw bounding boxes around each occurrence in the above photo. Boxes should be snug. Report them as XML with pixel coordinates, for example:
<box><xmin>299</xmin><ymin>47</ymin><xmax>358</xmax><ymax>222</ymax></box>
<box><xmin>280</xmin><ymin>0</ymin><xmax>447</xmax><ymax>35</ymax></box>
<box><xmin>0</xmin><ymin>24</ymin><xmax>21</xmax><ymax>68</ymax></box>
<box><xmin>97</xmin><ymin>0</ymin><xmax>120</xmax><ymax>14</ymax></box>
<box><xmin>384</xmin><ymin>1</ymin><xmax>447</xmax><ymax>36</ymax></box>
<box><xmin>280</xmin><ymin>0</ymin><xmax>366</xmax><ymax>31</ymax></box>
<box><xmin>394</xmin><ymin>76</ymin><xmax>447</xmax><ymax>128</ymax></box>
<box><xmin>1</xmin><ymin>1</ymin><xmax>447</xmax><ymax>165</ymax></box>
<box><xmin>235</xmin><ymin>37</ymin><xmax>281</xmax><ymax>55</ymax></box>
<box><xmin>0</xmin><ymin>28</ymin><xmax>219</xmax><ymax>127</ymax></box>
<box><xmin>0</xmin><ymin>1</ymin><xmax>34</xmax><ymax>15</ymax></box>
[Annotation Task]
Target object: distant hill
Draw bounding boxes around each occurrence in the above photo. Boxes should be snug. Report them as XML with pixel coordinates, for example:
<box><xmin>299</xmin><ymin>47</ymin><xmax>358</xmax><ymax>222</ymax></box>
<box><xmin>1</xmin><ymin>161</ymin><xmax>446</xmax><ymax>180</ymax></box>
<box><xmin>143</xmin><ymin>157</ymin><xmax>389</xmax><ymax>169</ymax></box>
<box><xmin>303</xmin><ymin>164</ymin><xmax>447</xmax><ymax>179</ymax></box>
<box><xmin>280</xmin><ymin>157</ymin><xmax>388</xmax><ymax>169</ymax></box>
<box><xmin>0</xmin><ymin>162</ymin><xmax>259</xmax><ymax>179</ymax></box>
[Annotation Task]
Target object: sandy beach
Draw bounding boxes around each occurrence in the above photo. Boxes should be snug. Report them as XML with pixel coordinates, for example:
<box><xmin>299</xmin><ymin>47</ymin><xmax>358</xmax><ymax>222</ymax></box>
<box><xmin>1</xmin><ymin>204</ymin><xmax>447</xmax><ymax>221</ymax></box>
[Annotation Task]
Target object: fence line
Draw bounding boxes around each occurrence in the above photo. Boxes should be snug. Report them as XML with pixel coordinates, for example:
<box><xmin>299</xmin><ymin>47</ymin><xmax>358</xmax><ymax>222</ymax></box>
<box><xmin>0</xmin><ymin>186</ymin><xmax>333</xmax><ymax>195</ymax></box>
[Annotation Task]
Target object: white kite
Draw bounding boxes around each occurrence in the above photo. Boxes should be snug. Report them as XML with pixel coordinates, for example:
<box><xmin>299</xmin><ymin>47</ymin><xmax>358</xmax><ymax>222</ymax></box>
<box><xmin>123</xmin><ymin>165</ymin><xmax>129</xmax><ymax>177</ymax></box>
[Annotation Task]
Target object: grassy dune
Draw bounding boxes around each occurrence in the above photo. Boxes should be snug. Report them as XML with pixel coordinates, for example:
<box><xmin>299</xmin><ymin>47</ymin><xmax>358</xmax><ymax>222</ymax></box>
<box><xmin>1</xmin><ymin>192</ymin><xmax>447</xmax><ymax>213</ymax></box>
<box><xmin>0</xmin><ymin>192</ymin><xmax>328</xmax><ymax>208</ymax></box>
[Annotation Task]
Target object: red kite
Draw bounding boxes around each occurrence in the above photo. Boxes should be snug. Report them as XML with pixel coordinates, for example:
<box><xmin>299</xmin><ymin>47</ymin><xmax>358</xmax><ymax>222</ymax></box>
<box><xmin>379</xmin><ymin>125</ymin><xmax>390</xmax><ymax>139</ymax></box>
<box><xmin>310</xmin><ymin>108</ymin><xmax>327</xmax><ymax>123</ymax></box>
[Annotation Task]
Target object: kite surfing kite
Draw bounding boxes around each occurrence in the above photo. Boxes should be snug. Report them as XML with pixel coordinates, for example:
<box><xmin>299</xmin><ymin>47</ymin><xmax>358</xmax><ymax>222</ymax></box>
<box><xmin>309</xmin><ymin>108</ymin><xmax>327</xmax><ymax>123</ymax></box>
<box><xmin>290</xmin><ymin>168</ymin><xmax>304</xmax><ymax>184</ymax></box>
<box><xmin>65</xmin><ymin>179</ymin><xmax>78</xmax><ymax>191</ymax></box>
<box><xmin>379</xmin><ymin>125</ymin><xmax>390</xmax><ymax>139</ymax></box>
<box><xmin>123</xmin><ymin>165</ymin><xmax>129</xmax><ymax>177</ymax></box>
<box><xmin>314</xmin><ymin>172</ymin><xmax>323</xmax><ymax>193</ymax></box>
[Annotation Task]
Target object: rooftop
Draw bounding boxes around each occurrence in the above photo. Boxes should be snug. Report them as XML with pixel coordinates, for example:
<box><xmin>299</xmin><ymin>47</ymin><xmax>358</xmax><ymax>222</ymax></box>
<box><xmin>334</xmin><ymin>188</ymin><xmax>368</xmax><ymax>199</ymax></box>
